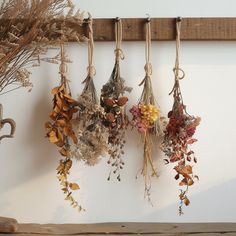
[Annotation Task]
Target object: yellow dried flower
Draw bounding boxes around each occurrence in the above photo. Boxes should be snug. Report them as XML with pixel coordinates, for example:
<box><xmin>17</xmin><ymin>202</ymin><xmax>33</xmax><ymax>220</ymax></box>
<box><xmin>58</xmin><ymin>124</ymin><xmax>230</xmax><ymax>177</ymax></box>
<box><xmin>139</xmin><ymin>104</ymin><xmax>160</xmax><ymax>125</ymax></box>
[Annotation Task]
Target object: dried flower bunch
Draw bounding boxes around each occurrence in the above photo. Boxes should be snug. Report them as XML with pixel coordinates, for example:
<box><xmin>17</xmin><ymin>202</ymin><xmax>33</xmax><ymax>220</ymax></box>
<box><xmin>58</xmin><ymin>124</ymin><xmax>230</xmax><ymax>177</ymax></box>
<box><xmin>73</xmin><ymin>16</ymin><xmax>109</xmax><ymax>166</ymax></box>
<box><xmin>0</xmin><ymin>0</ymin><xmax>85</xmax><ymax>96</ymax></box>
<box><xmin>162</xmin><ymin>19</ymin><xmax>201</xmax><ymax>215</ymax></box>
<box><xmin>45</xmin><ymin>44</ymin><xmax>84</xmax><ymax>211</ymax></box>
<box><xmin>101</xmin><ymin>18</ymin><xmax>132</xmax><ymax>181</ymax></box>
<box><xmin>130</xmin><ymin>19</ymin><xmax>165</xmax><ymax>202</ymax></box>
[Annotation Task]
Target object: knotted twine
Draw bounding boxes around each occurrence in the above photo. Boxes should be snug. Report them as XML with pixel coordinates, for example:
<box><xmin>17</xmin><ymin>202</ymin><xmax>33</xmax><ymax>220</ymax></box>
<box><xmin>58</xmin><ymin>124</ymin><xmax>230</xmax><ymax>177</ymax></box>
<box><xmin>86</xmin><ymin>15</ymin><xmax>96</xmax><ymax>78</ymax></box>
<box><xmin>144</xmin><ymin>18</ymin><xmax>152</xmax><ymax>77</ymax></box>
<box><xmin>114</xmin><ymin>18</ymin><xmax>124</xmax><ymax>61</ymax></box>
<box><xmin>59</xmin><ymin>43</ymin><xmax>72</xmax><ymax>95</ymax></box>
<box><xmin>139</xmin><ymin>18</ymin><xmax>155</xmax><ymax>106</ymax></box>
<box><xmin>169</xmin><ymin>17</ymin><xmax>185</xmax><ymax>95</ymax></box>
<box><xmin>82</xmin><ymin>14</ymin><xmax>97</xmax><ymax>102</ymax></box>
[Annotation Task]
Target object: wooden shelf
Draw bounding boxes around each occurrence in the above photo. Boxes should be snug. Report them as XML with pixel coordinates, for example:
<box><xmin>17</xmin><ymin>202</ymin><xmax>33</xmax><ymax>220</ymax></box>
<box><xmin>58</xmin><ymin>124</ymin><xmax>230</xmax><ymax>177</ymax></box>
<box><xmin>87</xmin><ymin>18</ymin><xmax>236</xmax><ymax>41</ymax></box>
<box><xmin>2</xmin><ymin>223</ymin><xmax>236</xmax><ymax>235</ymax></box>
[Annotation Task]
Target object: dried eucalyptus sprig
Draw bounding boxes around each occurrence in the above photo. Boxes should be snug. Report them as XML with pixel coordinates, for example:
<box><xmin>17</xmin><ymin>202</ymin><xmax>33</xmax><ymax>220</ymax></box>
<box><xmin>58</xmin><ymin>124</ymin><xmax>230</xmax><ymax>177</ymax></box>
<box><xmin>0</xmin><ymin>0</ymin><xmax>85</xmax><ymax>96</ymax></box>
<box><xmin>101</xmin><ymin>18</ymin><xmax>132</xmax><ymax>181</ymax></box>
<box><xmin>129</xmin><ymin>19</ymin><xmax>165</xmax><ymax>202</ymax></box>
<box><xmin>161</xmin><ymin>18</ymin><xmax>201</xmax><ymax>215</ymax></box>
<box><xmin>45</xmin><ymin>44</ymin><xmax>84</xmax><ymax>212</ymax></box>
<box><xmin>73</xmin><ymin>16</ymin><xmax>108</xmax><ymax>166</ymax></box>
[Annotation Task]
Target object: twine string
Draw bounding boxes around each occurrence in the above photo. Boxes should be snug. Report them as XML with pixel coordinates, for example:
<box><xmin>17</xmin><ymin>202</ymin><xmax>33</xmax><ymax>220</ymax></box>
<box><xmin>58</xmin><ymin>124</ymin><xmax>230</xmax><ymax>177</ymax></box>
<box><xmin>115</xmin><ymin>18</ymin><xmax>124</xmax><ymax>61</ymax></box>
<box><xmin>173</xmin><ymin>18</ymin><xmax>185</xmax><ymax>80</ymax></box>
<box><xmin>60</xmin><ymin>43</ymin><xmax>68</xmax><ymax>83</ymax></box>
<box><xmin>144</xmin><ymin>18</ymin><xmax>152</xmax><ymax>77</ymax></box>
<box><xmin>87</xmin><ymin>14</ymin><xmax>96</xmax><ymax>77</ymax></box>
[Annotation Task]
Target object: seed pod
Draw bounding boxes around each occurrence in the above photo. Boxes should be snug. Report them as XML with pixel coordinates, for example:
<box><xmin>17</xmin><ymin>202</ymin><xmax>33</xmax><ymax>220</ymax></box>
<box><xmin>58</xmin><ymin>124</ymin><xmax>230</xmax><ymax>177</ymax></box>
<box><xmin>106</xmin><ymin>112</ymin><xmax>116</xmax><ymax>122</ymax></box>
<box><xmin>117</xmin><ymin>96</ymin><xmax>128</xmax><ymax>106</ymax></box>
<box><xmin>103</xmin><ymin>98</ymin><xmax>115</xmax><ymax>107</ymax></box>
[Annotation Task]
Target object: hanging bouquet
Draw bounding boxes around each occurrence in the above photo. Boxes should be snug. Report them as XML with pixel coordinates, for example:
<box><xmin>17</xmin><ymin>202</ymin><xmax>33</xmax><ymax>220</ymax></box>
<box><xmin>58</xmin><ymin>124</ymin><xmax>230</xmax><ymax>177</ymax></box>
<box><xmin>162</xmin><ymin>18</ymin><xmax>201</xmax><ymax>214</ymax></box>
<box><xmin>162</xmin><ymin>86</ymin><xmax>200</xmax><ymax>214</ymax></box>
<box><xmin>73</xmin><ymin>16</ymin><xmax>109</xmax><ymax>166</ymax></box>
<box><xmin>45</xmin><ymin>45</ymin><xmax>84</xmax><ymax>211</ymax></box>
<box><xmin>130</xmin><ymin>19</ymin><xmax>165</xmax><ymax>202</ymax></box>
<box><xmin>100</xmin><ymin>19</ymin><xmax>132</xmax><ymax>181</ymax></box>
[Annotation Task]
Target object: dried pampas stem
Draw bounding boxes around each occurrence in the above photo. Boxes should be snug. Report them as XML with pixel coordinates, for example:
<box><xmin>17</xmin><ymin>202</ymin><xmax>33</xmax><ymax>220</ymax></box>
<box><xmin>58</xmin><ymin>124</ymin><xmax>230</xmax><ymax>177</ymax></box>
<box><xmin>0</xmin><ymin>0</ymin><xmax>85</xmax><ymax>96</ymax></box>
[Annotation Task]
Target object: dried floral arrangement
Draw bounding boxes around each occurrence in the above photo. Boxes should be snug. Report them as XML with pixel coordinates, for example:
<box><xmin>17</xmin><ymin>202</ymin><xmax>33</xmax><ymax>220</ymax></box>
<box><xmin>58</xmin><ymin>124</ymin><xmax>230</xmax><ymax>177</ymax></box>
<box><xmin>0</xmin><ymin>0</ymin><xmax>85</xmax><ymax>96</ymax></box>
<box><xmin>129</xmin><ymin>19</ymin><xmax>165</xmax><ymax>202</ymax></box>
<box><xmin>161</xmin><ymin>19</ymin><xmax>201</xmax><ymax>215</ymax></box>
<box><xmin>73</xmin><ymin>16</ymin><xmax>109</xmax><ymax>166</ymax></box>
<box><xmin>45</xmin><ymin>44</ymin><xmax>84</xmax><ymax>211</ymax></box>
<box><xmin>100</xmin><ymin>18</ymin><xmax>132</xmax><ymax>181</ymax></box>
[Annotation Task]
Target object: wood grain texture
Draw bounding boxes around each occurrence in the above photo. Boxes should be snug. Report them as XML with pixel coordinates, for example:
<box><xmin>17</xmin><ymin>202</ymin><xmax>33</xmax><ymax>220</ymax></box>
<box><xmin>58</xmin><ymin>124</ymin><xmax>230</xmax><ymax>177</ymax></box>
<box><xmin>90</xmin><ymin>18</ymin><xmax>236</xmax><ymax>41</ymax></box>
<box><xmin>1</xmin><ymin>18</ymin><xmax>236</xmax><ymax>41</ymax></box>
<box><xmin>8</xmin><ymin>223</ymin><xmax>236</xmax><ymax>235</ymax></box>
<box><xmin>0</xmin><ymin>216</ymin><xmax>18</xmax><ymax>233</ymax></box>
<box><xmin>3</xmin><ymin>234</ymin><xmax>236</xmax><ymax>236</ymax></box>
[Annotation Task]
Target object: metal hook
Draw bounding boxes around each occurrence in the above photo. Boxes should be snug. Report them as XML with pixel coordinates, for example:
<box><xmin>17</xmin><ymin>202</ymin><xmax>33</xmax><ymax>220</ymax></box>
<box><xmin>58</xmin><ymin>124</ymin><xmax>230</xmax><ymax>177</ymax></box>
<box><xmin>84</xmin><ymin>12</ymin><xmax>92</xmax><ymax>23</ymax></box>
<box><xmin>177</xmin><ymin>16</ymin><xmax>182</xmax><ymax>22</ymax></box>
<box><xmin>146</xmin><ymin>13</ymin><xmax>151</xmax><ymax>22</ymax></box>
<box><xmin>115</xmin><ymin>17</ymin><xmax>121</xmax><ymax>22</ymax></box>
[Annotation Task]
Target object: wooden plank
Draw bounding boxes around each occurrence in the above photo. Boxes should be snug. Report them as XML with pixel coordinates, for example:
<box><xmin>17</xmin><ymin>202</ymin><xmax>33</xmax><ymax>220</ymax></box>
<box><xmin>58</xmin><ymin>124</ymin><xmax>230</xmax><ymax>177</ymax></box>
<box><xmin>1</xmin><ymin>234</ymin><xmax>236</xmax><ymax>236</ymax></box>
<box><xmin>1</xmin><ymin>18</ymin><xmax>236</xmax><ymax>41</ymax></box>
<box><xmin>90</xmin><ymin>18</ymin><xmax>236</xmax><ymax>41</ymax></box>
<box><xmin>16</xmin><ymin>223</ymin><xmax>236</xmax><ymax>235</ymax></box>
<box><xmin>0</xmin><ymin>216</ymin><xmax>18</xmax><ymax>233</ymax></box>
<box><xmin>0</xmin><ymin>233</ymin><xmax>175</xmax><ymax>236</ymax></box>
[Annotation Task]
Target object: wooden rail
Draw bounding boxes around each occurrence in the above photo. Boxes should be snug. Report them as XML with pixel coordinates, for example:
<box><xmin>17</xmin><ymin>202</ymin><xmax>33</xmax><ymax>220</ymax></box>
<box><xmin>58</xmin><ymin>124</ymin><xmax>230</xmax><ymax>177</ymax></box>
<box><xmin>1</xmin><ymin>18</ymin><xmax>236</xmax><ymax>41</ymax></box>
<box><xmin>88</xmin><ymin>18</ymin><xmax>236</xmax><ymax>41</ymax></box>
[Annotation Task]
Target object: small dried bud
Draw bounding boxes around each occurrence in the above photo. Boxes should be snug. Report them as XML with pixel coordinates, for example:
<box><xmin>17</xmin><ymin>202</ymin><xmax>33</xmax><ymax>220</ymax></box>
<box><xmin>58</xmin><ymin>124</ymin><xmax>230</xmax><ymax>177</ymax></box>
<box><xmin>117</xmin><ymin>96</ymin><xmax>128</xmax><ymax>106</ymax></box>
<box><xmin>103</xmin><ymin>98</ymin><xmax>115</xmax><ymax>107</ymax></box>
<box><xmin>106</xmin><ymin>113</ymin><xmax>116</xmax><ymax>122</ymax></box>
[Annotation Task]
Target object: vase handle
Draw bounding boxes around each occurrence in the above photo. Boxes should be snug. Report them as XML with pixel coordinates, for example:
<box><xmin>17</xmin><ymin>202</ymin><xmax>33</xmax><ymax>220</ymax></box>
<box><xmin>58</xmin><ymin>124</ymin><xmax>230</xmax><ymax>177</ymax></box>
<box><xmin>0</xmin><ymin>118</ymin><xmax>16</xmax><ymax>141</ymax></box>
<box><xmin>0</xmin><ymin>104</ymin><xmax>16</xmax><ymax>141</ymax></box>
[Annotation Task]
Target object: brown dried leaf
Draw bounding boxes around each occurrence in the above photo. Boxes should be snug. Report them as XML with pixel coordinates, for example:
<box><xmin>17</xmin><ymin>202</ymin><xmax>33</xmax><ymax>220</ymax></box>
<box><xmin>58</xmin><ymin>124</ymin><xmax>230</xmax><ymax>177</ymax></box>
<box><xmin>184</xmin><ymin>197</ymin><xmax>190</xmax><ymax>206</ymax></box>
<box><xmin>49</xmin><ymin>130</ymin><xmax>59</xmax><ymax>143</ymax></box>
<box><xmin>69</xmin><ymin>183</ymin><xmax>80</xmax><ymax>190</ymax></box>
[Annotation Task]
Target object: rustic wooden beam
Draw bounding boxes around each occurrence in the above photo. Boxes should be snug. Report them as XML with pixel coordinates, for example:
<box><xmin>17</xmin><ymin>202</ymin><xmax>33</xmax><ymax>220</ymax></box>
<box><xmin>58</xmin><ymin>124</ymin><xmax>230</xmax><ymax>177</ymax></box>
<box><xmin>87</xmin><ymin>18</ymin><xmax>236</xmax><ymax>41</ymax></box>
<box><xmin>1</xmin><ymin>18</ymin><xmax>236</xmax><ymax>42</ymax></box>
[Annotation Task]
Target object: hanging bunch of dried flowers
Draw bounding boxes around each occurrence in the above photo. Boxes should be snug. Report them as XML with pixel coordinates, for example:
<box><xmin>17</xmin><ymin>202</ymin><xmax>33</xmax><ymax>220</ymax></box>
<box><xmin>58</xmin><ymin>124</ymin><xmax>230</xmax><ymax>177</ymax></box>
<box><xmin>129</xmin><ymin>18</ymin><xmax>165</xmax><ymax>202</ymax></box>
<box><xmin>161</xmin><ymin>18</ymin><xmax>201</xmax><ymax>215</ymax></box>
<box><xmin>100</xmin><ymin>18</ymin><xmax>132</xmax><ymax>181</ymax></box>
<box><xmin>0</xmin><ymin>0</ymin><xmax>85</xmax><ymax>96</ymax></box>
<box><xmin>45</xmin><ymin>44</ymin><xmax>84</xmax><ymax>211</ymax></box>
<box><xmin>73</xmin><ymin>15</ymin><xmax>109</xmax><ymax>166</ymax></box>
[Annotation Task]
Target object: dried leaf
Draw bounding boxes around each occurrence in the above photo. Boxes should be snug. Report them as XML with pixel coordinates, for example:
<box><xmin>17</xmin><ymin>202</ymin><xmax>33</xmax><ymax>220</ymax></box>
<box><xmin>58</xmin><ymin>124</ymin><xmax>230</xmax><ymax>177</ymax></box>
<box><xmin>69</xmin><ymin>183</ymin><xmax>80</xmax><ymax>190</ymax></box>
<box><xmin>184</xmin><ymin>197</ymin><xmax>190</xmax><ymax>206</ymax></box>
<box><xmin>187</xmin><ymin>138</ymin><xmax>198</xmax><ymax>144</ymax></box>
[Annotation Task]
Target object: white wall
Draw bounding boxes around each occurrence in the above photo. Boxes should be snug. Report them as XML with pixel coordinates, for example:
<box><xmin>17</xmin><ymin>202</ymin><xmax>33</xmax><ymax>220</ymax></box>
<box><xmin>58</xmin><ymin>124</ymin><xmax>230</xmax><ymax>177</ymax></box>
<box><xmin>1</xmin><ymin>0</ymin><xmax>236</xmax><ymax>223</ymax></box>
